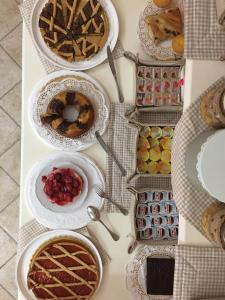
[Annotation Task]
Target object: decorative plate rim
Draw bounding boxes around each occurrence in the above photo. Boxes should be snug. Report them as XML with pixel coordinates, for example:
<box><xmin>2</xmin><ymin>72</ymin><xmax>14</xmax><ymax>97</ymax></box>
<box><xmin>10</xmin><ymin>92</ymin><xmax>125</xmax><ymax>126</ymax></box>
<box><xmin>28</xmin><ymin>70</ymin><xmax>110</xmax><ymax>151</ymax></box>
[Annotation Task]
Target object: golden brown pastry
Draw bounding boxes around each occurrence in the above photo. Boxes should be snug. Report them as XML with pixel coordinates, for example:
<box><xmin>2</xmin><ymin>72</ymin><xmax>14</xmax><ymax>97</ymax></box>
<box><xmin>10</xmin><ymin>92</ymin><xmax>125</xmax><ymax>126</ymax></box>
<box><xmin>27</xmin><ymin>237</ymin><xmax>100</xmax><ymax>300</ymax></box>
<box><xmin>41</xmin><ymin>90</ymin><xmax>95</xmax><ymax>138</ymax></box>
<box><xmin>153</xmin><ymin>0</ymin><xmax>172</xmax><ymax>8</ymax></box>
<box><xmin>145</xmin><ymin>8</ymin><xmax>183</xmax><ymax>44</ymax></box>
<box><xmin>172</xmin><ymin>34</ymin><xmax>184</xmax><ymax>55</ymax></box>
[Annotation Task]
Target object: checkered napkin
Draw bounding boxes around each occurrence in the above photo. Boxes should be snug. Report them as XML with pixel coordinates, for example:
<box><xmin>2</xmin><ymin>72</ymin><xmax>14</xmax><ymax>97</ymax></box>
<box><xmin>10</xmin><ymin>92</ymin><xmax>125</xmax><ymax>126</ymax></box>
<box><xmin>106</xmin><ymin>103</ymin><xmax>137</xmax><ymax>212</ymax></box>
<box><xmin>184</xmin><ymin>0</ymin><xmax>225</xmax><ymax>60</ymax></box>
<box><xmin>19</xmin><ymin>0</ymin><xmax>124</xmax><ymax>74</ymax></box>
<box><xmin>173</xmin><ymin>245</ymin><xmax>225</xmax><ymax>300</ymax></box>
<box><xmin>17</xmin><ymin>219</ymin><xmax>111</xmax><ymax>265</ymax></box>
<box><xmin>172</xmin><ymin>77</ymin><xmax>225</xmax><ymax>240</ymax></box>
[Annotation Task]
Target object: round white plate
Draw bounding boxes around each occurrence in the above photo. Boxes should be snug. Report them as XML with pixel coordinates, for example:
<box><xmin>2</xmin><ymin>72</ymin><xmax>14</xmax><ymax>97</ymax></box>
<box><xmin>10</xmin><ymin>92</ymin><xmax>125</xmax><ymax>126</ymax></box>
<box><xmin>197</xmin><ymin>129</ymin><xmax>225</xmax><ymax>203</ymax></box>
<box><xmin>138</xmin><ymin>0</ymin><xmax>183</xmax><ymax>61</ymax></box>
<box><xmin>25</xmin><ymin>151</ymin><xmax>105</xmax><ymax>229</ymax></box>
<box><xmin>31</xmin><ymin>0</ymin><xmax>119</xmax><ymax>70</ymax></box>
<box><xmin>28</xmin><ymin>70</ymin><xmax>110</xmax><ymax>151</ymax></box>
<box><xmin>36</xmin><ymin>163</ymin><xmax>88</xmax><ymax>213</ymax></box>
<box><xmin>126</xmin><ymin>246</ymin><xmax>175</xmax><ymax>300</ymax></box>
<box><xmin>16</xmin><ymin>230</ymin><xmax>103</xmax><ymax>300</ymax></box>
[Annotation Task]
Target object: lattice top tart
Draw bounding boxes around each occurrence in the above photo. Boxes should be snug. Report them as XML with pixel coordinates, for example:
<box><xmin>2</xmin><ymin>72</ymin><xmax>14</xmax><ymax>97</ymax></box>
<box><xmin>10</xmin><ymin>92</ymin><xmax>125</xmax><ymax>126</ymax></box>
<box><xmin>39</xmin><ymin>0</ymin><xmax>109</xmax><ymax>62</ymax></box>
<box><xmin>27</xmin><ymin>237</ymin><xmax>100</xmax><ymax>300</ymax></box>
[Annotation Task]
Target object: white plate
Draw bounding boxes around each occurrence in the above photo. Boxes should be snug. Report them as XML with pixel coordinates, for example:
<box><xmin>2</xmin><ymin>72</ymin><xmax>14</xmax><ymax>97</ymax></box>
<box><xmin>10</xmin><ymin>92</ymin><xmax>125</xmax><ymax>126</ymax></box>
<box><xmin>28</xmin><ymin>70</ymin><xmax>110</xmax><ymax>151</ymax></box>
<box><xmin>36</xmin><ymin>163</ymin><xmax>88</xmax><ymax>213</ymax></box>
<box><xmin>25</xmin><ymin>151</ymin><xmax>105</xmax><ymax>229</ymax></box>
<box><xmin>16</xmin><ymin>230</ymin><xmax>103</xmax><ymax>300</ymax></box>
<box><xmin>197</xmin><ymin>129</ymin><xmax>225</xmax><ymax>203</ymax></box>
<box><xmin>138</xmin><ymin>0</ymin><xmax>183</xmax><ymax>61</ymax></box>
<box><xmin>31</xmin><ymin>0</ymin><xmax>119</xmax><ymax>70</ymax></box>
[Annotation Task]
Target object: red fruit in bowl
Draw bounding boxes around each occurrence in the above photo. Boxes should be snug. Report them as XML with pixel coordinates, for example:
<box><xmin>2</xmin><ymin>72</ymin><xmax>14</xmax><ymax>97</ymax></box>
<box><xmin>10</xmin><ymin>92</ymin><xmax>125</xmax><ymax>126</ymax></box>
<box><xmin>42</xmin><ymin>168</ymin><xmax>83</xmax><ymax>206</ymax></box>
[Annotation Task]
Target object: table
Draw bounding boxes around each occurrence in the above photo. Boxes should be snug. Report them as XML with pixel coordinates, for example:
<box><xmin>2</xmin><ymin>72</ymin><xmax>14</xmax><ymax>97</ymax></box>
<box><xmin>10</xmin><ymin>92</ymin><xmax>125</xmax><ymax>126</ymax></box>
<box><xmin>20</xmin><ymin>1</ymin><xmax>219</xmax><ymax>299</ymax></box>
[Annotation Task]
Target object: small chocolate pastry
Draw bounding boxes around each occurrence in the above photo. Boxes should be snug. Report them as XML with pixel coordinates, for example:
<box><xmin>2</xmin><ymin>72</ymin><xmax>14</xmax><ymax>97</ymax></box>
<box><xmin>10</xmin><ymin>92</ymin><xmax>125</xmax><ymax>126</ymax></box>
<box><xmin>146</xmin><ymin>257</ymin><xmax>175</xmax><ymax>295</ymax></box>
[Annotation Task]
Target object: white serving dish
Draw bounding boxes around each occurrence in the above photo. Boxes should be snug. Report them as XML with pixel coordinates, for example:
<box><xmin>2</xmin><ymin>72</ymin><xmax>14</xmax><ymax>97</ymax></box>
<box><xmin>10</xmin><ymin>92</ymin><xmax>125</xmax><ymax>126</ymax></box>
<box><xmin>31</xmin><ymin>0</ymin><xmax>119</xmax><ymax>70</ymax></box>
<box><xmin>28</xmin><ymin>70</ymin><xmax>110</xmax><ymax>151</ymax></box>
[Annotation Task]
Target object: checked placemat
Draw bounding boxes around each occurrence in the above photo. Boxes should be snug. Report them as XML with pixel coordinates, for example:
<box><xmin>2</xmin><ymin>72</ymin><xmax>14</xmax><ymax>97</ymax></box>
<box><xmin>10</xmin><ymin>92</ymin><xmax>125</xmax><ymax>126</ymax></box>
<box><xmin>184</xmin><ymin>0</ymin><xmax>225</xmax><ymax>60</ymax></box>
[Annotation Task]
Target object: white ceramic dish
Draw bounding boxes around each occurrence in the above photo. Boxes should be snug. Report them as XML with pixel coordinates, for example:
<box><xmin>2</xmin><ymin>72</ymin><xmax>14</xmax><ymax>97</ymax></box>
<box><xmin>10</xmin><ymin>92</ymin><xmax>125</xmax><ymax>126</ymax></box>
<box><xmin>36</xmin><ymin>163</ymin><xmax>88</xmax><ymax>213</ymax></box>
<box><xmin>138</xmin><ymin>0</ymin><xmax>183</xmax><ymax>61</ymax></box>
<box><xmin>16</xmin><ymin>230</ymin><xmax>103</xmax><ymax>300</ymax></box>
<box><xmin>197</xmin><ymin>129</ymin><xmax>225</xmax><ymax>203</ymax></box>
<box><xmin>31</xmin><ymin>0</ymin><xmax>119</xmax><ymax>70</ymax></box>
<box><xmin>25</xmin><ymin>151</ymin><xmax>105</xmax><ymax>229</ymax></box>
<box><xmin>28</xmin><ymin>70</ymin><xmax>110</xmax><ymax>151</ymax></box>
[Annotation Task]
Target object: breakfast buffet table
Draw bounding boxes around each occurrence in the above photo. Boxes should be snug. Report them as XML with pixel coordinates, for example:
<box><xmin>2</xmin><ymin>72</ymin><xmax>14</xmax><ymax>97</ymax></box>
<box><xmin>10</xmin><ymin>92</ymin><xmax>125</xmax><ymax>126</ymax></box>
<box><xmin>19</xmin><ymin>0</ymin><xmax>225</xmax><ymax>299</ymax></box>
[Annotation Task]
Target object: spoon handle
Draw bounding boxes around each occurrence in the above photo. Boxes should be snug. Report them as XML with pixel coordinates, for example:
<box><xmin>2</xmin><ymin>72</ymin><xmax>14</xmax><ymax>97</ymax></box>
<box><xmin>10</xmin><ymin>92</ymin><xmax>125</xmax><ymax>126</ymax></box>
<box><xmin>105</xmin><ymin>197</ymin><xmax>129</xmax><ymax>216</ymax></box>
<box><xmin>99</xmin><ymin>220</ymin><xmax>119</xmax><ymax>241</ymax></box>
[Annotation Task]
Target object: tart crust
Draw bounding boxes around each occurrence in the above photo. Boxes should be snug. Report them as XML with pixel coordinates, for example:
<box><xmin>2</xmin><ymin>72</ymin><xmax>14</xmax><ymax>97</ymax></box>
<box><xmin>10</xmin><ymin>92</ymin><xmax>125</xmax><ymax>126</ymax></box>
<box><xmin>27</xmin><ymin>236</ymin><xmax>100</xmax><ymax>300</ymax></box>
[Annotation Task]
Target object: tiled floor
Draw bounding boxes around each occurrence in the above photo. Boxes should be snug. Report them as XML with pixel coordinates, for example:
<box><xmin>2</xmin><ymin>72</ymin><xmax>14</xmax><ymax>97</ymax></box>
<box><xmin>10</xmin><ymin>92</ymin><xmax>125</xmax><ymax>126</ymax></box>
<box><xmin>0</xmin><ymin>0</ymin><xmax>22</xmax><ymax>298</ymax></box>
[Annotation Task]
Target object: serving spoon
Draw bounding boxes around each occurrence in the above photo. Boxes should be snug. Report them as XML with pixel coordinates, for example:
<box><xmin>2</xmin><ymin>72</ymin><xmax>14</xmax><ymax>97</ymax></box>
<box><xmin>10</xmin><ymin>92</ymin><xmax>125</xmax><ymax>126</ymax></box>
<box><xmin>87</xmin><ymin>206</ymin><xmax>119</xmax><ymax>241</ymax></box>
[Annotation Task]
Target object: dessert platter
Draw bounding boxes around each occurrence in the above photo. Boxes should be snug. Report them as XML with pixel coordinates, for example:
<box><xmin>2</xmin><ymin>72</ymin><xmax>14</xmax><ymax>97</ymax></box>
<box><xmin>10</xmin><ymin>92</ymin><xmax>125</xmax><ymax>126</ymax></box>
<box><xmin>126</xmin><ymin>246</ymin><xmax>175</xmax><ymax>300</ymax></box>
<box><xmin>25</xmin><ymin>151</ymin><xmax>105</xmax><ymax>229</ymax></box>
<box><xmin>137</xmin><ymin>126</ymin><xmax>174</xmax><ymax>175</ymax></box>
<box><xmin>17</xmin><ymin>0</ymin><xmax>225</xmax><ymax>300</ymax></box>
<box><xmin>134</xmin><ymin>190</ymin><xmax>179</xmax><ymax>243</ymax></box>
<box><xmin>28</xmin><ymin>70</ymin><xmax>110</xmax><ymax>151</ymax></box>
<box><xmin>31</xmin><ymin>0</ymin><xmax>119</xmax><ymax>70</ymax></box>
<box><xmin>17</xmin><ymin>230</ymin><xmax>103</xmax><ymax>300</ymax></box>
<box><xmin>138</xmin><ymin>0</ymin><xmax>184</xmax><ymax>60</ymax></box>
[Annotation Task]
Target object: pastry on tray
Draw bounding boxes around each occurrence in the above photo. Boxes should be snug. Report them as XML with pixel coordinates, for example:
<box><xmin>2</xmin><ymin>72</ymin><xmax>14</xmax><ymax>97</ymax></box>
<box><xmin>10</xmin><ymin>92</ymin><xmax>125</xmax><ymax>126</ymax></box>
<box><xmin>27</xmin><ymin>237</ymin><xmax>100</xmax><ymax>300</ymax></box>
<box><xmin>137</xmin><ymin>126</ymin><xmax>173</xmax><ymax>175</ymax></box>
<box><xmin>39</xmin><ymin>0</ymin><xmax>110</xmax><ymax>62</ymax></box>
<box><xmin>41</xmin><ymin>90</ymin><xmax>95</xmax><ymax>138</ymax></box>
<box><xmin>145</xmin><ymin>8</ymin><xmax>183</xmax><ymax>44</ymax></box>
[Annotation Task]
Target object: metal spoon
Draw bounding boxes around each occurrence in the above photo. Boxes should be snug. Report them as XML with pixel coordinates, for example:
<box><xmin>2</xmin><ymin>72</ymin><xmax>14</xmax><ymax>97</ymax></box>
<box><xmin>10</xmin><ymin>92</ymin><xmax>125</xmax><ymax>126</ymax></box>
<box><xmin>87</xmin><ymin>206</ymin><xmax>120</xmax><ymax>241</ymax></box>
<box><xmin>94</xmin><ymin>185</ymin><xmax>129</xmax><ymax>216</ymax></box>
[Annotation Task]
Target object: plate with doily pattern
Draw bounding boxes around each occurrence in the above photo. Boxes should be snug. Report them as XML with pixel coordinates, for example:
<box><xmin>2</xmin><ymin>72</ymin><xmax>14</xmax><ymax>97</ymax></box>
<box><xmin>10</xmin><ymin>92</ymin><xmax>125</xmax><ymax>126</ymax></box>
<box><xmin>126</xmin><ymin>245</ymin><xmax>175</xmax><ymax>300</ymax></box>
<box><xmin>28</xmin><ymin>70</ymin><xmax>110</xmax><ymax>151</ymax></box>
<box><xmin>138</xmin><ymin>0</ymin><xmax>184</xmax><ymax>61</ymax></box>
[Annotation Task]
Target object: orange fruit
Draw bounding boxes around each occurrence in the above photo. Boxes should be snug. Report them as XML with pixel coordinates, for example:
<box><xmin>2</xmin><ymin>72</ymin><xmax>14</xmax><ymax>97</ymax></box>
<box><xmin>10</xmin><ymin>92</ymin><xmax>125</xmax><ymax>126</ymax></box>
<box><xmin>153</xmin><ymin>0</ymin><xmax>172</xmax><ymax>8</ymax></box>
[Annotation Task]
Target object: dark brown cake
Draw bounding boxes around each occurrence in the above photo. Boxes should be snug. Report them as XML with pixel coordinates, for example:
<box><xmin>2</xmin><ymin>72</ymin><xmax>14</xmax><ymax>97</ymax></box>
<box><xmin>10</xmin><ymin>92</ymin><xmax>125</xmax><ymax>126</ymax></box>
<box><xmin>146</xmin><ymin>257</ymin><xmax>175</xmax><ymax>295</ymax></box>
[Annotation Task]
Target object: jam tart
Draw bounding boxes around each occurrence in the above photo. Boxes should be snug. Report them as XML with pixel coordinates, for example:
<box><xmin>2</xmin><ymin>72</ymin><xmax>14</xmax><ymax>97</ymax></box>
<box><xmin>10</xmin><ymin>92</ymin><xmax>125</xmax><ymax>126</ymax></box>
<box><xmin>39</xmin><ymin>0</ymin><xmax>110</xmax><ymax>62</ymax></box>
<box><xmin>27</xmin><ymin>237</ymin><xmax>100</xmax><ymax>300</ymax></box>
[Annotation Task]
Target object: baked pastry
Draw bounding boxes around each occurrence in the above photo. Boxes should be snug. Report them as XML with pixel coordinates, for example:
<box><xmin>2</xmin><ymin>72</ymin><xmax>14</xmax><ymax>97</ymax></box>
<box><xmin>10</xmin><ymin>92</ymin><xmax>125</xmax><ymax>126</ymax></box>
<box><xmin>39</xmin><ymin>0</ymin><xmax>109</xmax><ymax>62</ymax></box>
<box><xmin>172</xmin><ymin>34</ymin><xmax>184</xmax><ymax>55</ymax></box>
<box><xmin>153</xmin><ymin>0</ymin><xmax>172</xmax><ymax>8</ymax></box>
<box><xmin>41</xmin><ymin>91</ymin><xmax>95</xmax><ymax>138</ymax></box>
<box><xmin>27</xmin><ymin>237</ymin><xmax>100</xmax><ymax>300</ymax></box>
<box><xmin>145</xmin><ymin>8</ymin><xmax>183</xmax><ymax>44</ymax></box>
